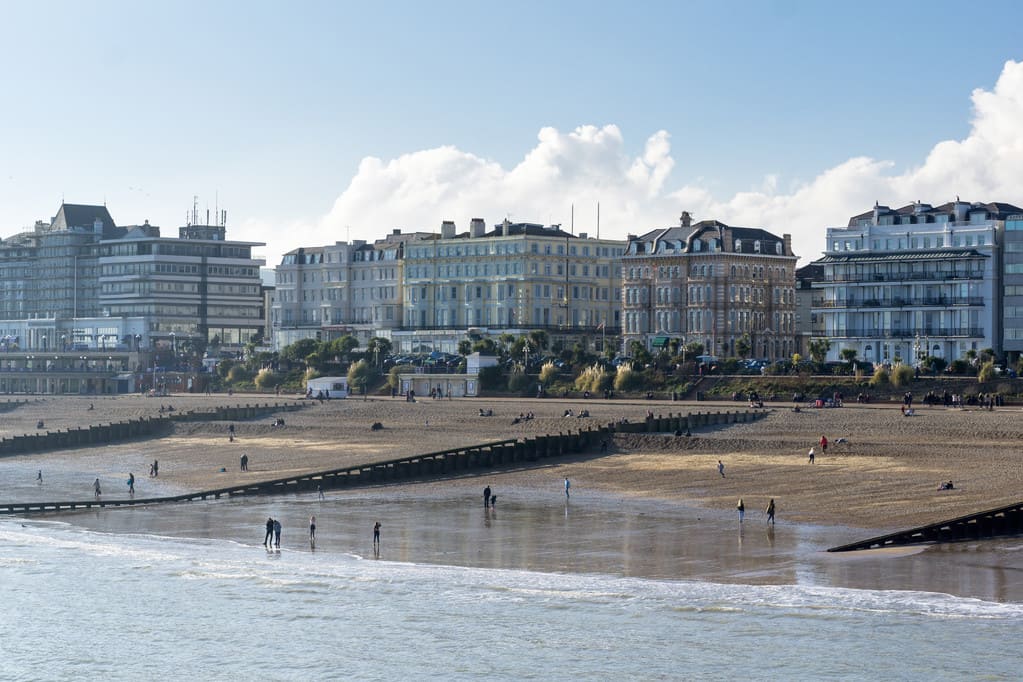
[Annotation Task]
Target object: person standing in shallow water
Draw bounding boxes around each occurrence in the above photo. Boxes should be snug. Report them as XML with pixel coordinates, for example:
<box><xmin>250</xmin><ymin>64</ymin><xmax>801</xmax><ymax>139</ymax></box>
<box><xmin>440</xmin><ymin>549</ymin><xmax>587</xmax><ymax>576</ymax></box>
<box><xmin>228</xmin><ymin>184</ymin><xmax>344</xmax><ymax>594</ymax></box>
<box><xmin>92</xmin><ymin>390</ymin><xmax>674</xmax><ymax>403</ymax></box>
<box><xmin>128</xmin><ymin>472</ymin><xmax>135</xmax><ymax>497</ymax></box>
<box><xmin>273</xmin><ymin>519</ymin><xmax>282</xmax><ymax>548</ymax></box>
<box><xmin>309</xmin><ymin>516</ymin><xmax>316</xmax><ymax>544</ymax></box>
<box><xmin>766</xmin><ymin>498</ymin><xmax>776</xmax><ymax>525</ymax></box>
<box><xmin>373</xmin><ymin>521</ymin><xmax>381</xmax><ymax>547</ymax></box>
<box><xmin>736</xmin><ymin>498</ymin><xmax>745</xmax><ymax>523</ymax></box>
<box><xmin>94</xmin><ymin>478</ymin><xmax>102</xmax><ymax>499</ymax></box>
<box><xmin>564</xmin><ymin>477</ymin><xmax>571</xmax><ymax>499</ymax></box>
<box><xmin>264</xmin><ymin>517</ymin><xmax>274</xmax><ymax>547</ymax></box>
<box><xmin>483</xmin><ymin>485</ymin><xmax>491</xmax><ymax>509</ymax></box>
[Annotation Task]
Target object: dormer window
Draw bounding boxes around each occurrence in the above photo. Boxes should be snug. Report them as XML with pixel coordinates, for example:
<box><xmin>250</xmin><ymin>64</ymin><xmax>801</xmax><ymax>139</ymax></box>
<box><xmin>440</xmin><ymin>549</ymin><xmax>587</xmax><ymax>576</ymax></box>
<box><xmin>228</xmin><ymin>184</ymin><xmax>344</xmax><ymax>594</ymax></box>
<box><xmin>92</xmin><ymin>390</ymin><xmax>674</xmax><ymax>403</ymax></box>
<box><xmin>734</xmin><ymin>240</ymin><xmax>742</xmax><ymax>252</ymax></box>
<box><xmin>692</xmin><ymin>238</ymin><xmax>702</xmax><ymax>252</ymax></box>
<box><xmin>775</xmin><ymin>242</ymin><xmax>783</xmax><ymax>255</ymax></box>
<box><xmin>754</xmin><ymin>240</ymin><xmax>761</xmax><ymax>253</ymax></box>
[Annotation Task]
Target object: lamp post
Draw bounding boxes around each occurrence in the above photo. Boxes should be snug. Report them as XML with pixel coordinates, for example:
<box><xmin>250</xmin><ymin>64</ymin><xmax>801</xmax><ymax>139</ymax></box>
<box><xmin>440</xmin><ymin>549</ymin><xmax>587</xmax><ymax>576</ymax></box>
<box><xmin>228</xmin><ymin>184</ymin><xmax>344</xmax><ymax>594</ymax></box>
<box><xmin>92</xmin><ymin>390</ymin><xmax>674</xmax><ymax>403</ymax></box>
<box><xmin>61</xmin><ymin>335</ymin><xmax>67</xmax><ymax>352</ymax></box>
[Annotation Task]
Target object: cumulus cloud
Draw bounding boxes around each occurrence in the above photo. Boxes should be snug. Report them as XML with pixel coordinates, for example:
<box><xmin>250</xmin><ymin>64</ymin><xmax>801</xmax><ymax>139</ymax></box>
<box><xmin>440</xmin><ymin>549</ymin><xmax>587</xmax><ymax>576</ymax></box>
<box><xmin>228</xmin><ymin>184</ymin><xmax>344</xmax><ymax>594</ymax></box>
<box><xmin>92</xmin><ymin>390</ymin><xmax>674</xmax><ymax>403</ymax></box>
<box><xmin>279</xmin><ymin>59</ymin><xmax>1023</xmax><ymax>266</ymax></box>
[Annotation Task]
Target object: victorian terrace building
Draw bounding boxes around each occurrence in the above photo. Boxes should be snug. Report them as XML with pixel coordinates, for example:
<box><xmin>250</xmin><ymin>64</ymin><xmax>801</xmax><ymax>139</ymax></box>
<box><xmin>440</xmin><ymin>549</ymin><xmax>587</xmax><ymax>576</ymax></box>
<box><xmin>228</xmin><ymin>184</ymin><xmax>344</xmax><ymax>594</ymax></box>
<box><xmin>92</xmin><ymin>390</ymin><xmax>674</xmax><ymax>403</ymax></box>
<box><xmin>622</xmin><ymin>213</ymin><xmax>798</xmax><ymax>360</ymax></box>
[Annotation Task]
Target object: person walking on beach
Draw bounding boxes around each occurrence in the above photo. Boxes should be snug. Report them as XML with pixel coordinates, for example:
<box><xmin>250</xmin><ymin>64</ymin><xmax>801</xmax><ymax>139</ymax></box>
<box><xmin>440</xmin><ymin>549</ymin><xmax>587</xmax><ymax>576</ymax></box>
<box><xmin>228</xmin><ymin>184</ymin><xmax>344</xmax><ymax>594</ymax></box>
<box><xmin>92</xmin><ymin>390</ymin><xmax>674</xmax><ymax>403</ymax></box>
<box><xmin>717</xmin><ymin>460</ymin><xmax>725</xmax><ymax>478</ymax></box>
<box><xmin>36</xmin><ymin>470</ymin><xmax>42</xmax><ymax>485</ymax></box>
<box><xmin>807</xmin><ymin>447</ymin><xmax>815</xmax><ymax>464</ymax></box>
<box><xmin>309</xmin><ymin>516</ymin><xmax>316</xmax><ymax>544</ymax></box>
<box><xmin>819</xmin><ymin>435</ymin><xmax>828</xmax><ymax>454</ymax></box>
<box><xmin>317</xmin><ymin>484</ymin><xmax>325</xmax><ymax>501</ymax></box>
<box><xmin>565</xmin><ymin>477</ymin><xmax>571</xmax><ymax>499</ymax></box>
<box><xmin>373</xmin><ymin>521</ymin><xmax>381</xmax><ymax>547</ymax></box>
<box><xmin>737</xmin><ymin>498</ymin><xmax>745</xmax><ymax>523</ymax></box>
<box><xmin>273</xmin><ymin>519</ymin><xmax>282</xmax><ymax>548</ymax></box>
<box><xmin>240</xmin><ymin>453</ymin><xmax>248</xmax><ymax>472</ymax></box>
<box><xmin>264</xmin><ymin>517</ymin><xmax>274</xmax><ymax>547</ymax></box>
<box><xmin>152</xmin><ymin>460</ymin><xmax>159</xmax><ymax>477</ymax></box>
<box><xmin>483</xmin><ymin>485</ymin><xmax>492</xmax><ymax>509</ymax></box>
<box><xmin>94</xmin><ymin>478</ymin><xmax>102</xmax><ymax>499</ymax></box>
<box><xmin>766</xmin><ymin>498</ymin><xmax>776</xmax><ymax>525</ymax></box>
<box><xmin>128</xmin><ymin>472</ymin><xmax>135</xmax><ymax>497</ymax></box>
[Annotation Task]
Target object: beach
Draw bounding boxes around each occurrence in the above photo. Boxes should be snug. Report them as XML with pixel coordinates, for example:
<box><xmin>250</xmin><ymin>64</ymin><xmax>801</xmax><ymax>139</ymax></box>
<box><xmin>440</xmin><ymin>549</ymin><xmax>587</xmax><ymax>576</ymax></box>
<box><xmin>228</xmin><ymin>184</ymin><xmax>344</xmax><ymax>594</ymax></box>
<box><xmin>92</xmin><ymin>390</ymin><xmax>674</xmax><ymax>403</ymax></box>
<box><xmin>5</xmin><ymin>392</ymin><xmax>1023</xmax><ymax>532</ymax></box>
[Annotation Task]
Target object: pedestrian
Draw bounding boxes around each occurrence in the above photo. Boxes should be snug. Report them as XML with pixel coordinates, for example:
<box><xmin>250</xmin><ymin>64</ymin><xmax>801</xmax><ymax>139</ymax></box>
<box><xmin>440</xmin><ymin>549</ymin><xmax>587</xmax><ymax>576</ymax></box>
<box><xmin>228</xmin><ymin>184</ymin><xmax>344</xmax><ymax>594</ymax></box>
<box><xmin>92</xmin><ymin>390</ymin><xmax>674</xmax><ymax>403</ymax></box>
<box><xmin>373</xmin><ymin>521</ymin><xmax>381</xmax><ymax>547</ymax></box>
<box><xmin>149</xmin><ymin>462</ymin><xmax>155</xmax><ymax>477</ymax></box>
<box><xmin>240</xmin><ymin>453</ymin><xmax>248</xmax><ymax>471</ymax></box>
<box><xmin>153</xmin><ymin>460</ymin><xmax>159</xmax><ymax>477</ymax></box>
<box><xmin>36</xmin><ymin>470</ymin><xmax>42</xmax><ymax>485</ymax></box>
<box><xmin>490</xmin><ymin>494</ymin><xmax>497</xmax><ymax>508</ymax></box>
<box><xmin>128</xmin><ymin>472</ymin><xmax>135</xmax><ymax>496</ymax></box>
<box><xmin>808</xmin><ymin>447</ymin><xmax>815</xmax><ymax>464</ymax></box>
<box><xmin>94</xmin><ymin>478</ymin><xmax>102</xmax><ymax>499</ymax></box>
<box><xmin>264</xmin><ymin>517</ymin><xmax>274</xmax><ymax>546</ymax></box>
<box><xmin>718</xmin><ymin>460</ymin><xmax>725</xmax><ymax>478</ymax></box>
<box><xmin>309</xmin><ymin>516</ymin><xmax>316</xmax><ymax>543</ymax></box>
<box><xmin>565</xmin><ymin>477</ymin><xmax>571</xmax><ymax>499</ymax></box>
<box><xmin>766</xmin><ymin>498</ymin><xmax>776</xmax><ymax>525</ymax></box>
<box><xmin>483</xmin><ymin>485</ymin><xmax>492</xmax><ymax>508</ymax></box>
<box><xmin>317</xmin><ymin>484</ymin><xmax>325</xmax><ymax>501</ymax></box>
<box><xmin>819</xmin><ymin>435</ymin><xmax>828</xmax><ymax>454</ymax></box>
<box><xmin>737</xmin><ymin>498</ymin><xmax>745</xmax><ymax>523</ymax></box>
<box><xmin>273</xmin><ymin>519</ymin><xmax>282</xmax><ymax>548</ymax></box>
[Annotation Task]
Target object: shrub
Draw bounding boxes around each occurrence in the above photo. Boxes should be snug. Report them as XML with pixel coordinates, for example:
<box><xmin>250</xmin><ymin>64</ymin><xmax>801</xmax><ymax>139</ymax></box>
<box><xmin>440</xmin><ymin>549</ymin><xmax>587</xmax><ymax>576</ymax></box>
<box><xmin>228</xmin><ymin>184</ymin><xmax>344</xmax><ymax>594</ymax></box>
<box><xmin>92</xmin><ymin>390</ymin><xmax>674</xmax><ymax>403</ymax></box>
<box><xmin>477</xmin><ymin>365</ymin><xmax>504</xmax><ymax>390</ymax></box>
<box><xmin>303</xmin><ymin>367</ymin><xmax>321</xmax><ymax>382</ymax></box>
<box><xmin>890</xmin><ymin>364</ymin><xmax>914</xmax><ymax>388</ymax></box>
<box><xmin>539</xmin><ymin>361</ymin><xmax>559</xmax><ymax>386</ymax></box>
<box><xmin>613</xmin><ymin>362</ymin><xmax>646</xmax><ymax>392</ymax></box>
<box><xmin>978</xmin><ymin>360</ymin><xmax>996</xmax><ymax>383</ymax></box>
<box><xmin>347</xmin><ymin>360</ymin><xmax>379</xmax><ymax>391</ymax></box>
<box><xmin>869</xmin><ymin>366</ymin><xmax>889</xmax><ymax>387</ymax></box>
<box><xmin>227</xmin><ymin>365</ymin><xmax>252</xmax><ymax>383</ymax></box>
<box><xmin>388</xmin><ymin>364</ymin><xmax>414</xmax><ymax>389</ymax></box>
<box><xmin>507</xmin><ymin>372</ymin><xmax>532</xmax><ymax>393</ymax></box>
<box><xmin>253</xmin><ymin>368</ymin><xmax>281</xmax><ymax>390</ymax></box>
<box><xmin>574</xmin><ymin>363</ymin><xmax>610</xmax><ymax>393</ymax></box>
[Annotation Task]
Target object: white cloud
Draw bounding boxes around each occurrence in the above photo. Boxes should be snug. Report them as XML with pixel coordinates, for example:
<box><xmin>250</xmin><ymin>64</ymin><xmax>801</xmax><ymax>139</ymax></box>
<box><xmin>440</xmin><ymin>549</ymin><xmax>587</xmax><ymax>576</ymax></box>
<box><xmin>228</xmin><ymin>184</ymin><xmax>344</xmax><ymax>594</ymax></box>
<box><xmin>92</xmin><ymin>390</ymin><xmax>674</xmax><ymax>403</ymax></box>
<box><xmin>264</xmin><ymin>59</ymin><xmax>1023</xmax><ymax>266</ymax></box>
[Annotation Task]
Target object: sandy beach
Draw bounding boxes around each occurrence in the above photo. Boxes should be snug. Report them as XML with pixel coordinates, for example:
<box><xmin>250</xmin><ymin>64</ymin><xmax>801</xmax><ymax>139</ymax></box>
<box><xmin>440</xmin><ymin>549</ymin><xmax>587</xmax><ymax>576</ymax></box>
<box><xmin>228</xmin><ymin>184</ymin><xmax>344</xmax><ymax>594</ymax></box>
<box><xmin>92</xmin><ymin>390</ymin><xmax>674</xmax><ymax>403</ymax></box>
<box><xmin>4</xmin><ymin>392</ymin><xmax>1023</xmax><ymax>534</ymax></box>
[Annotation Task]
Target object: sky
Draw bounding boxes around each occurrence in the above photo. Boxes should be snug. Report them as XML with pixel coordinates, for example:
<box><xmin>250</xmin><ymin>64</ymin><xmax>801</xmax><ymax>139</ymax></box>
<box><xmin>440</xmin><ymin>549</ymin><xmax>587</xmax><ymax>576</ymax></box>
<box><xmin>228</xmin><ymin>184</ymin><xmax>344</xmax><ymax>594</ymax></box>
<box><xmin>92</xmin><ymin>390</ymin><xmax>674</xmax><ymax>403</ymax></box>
<box><xmin>3</xmin><ymin>0</ymin><xmax>1023</xmax><ymax>266</ymax></box>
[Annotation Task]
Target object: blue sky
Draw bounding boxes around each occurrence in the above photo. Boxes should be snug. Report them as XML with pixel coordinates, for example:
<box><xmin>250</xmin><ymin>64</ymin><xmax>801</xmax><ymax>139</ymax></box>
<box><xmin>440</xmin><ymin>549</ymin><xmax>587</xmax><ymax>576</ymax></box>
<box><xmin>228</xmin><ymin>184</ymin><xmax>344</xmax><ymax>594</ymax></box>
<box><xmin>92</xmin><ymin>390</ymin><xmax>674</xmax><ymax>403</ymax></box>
<box><xmin>3</xmin><ymin>1</ymin><xmax>1023</xmax><ymax>264</ymax></box>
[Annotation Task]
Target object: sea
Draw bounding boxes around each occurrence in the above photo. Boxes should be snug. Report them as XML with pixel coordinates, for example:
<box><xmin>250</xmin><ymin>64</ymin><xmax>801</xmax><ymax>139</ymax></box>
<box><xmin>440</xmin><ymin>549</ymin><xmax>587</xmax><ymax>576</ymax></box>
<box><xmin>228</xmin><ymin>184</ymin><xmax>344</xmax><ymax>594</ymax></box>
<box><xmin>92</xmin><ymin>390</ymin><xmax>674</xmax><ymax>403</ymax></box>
<box><xmin>4</xmin><ymin>490</ymin><xmax>1022</xmax><ymax>681</ymax></box>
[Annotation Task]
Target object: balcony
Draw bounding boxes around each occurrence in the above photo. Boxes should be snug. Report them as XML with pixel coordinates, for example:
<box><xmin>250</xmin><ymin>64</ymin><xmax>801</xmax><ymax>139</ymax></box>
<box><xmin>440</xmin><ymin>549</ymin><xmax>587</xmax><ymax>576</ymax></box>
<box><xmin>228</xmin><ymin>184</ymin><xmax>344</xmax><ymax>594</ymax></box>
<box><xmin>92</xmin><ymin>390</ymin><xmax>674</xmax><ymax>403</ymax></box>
<box><xmin>812</xmin><ymin>296</ymin><xmax>985</xmax><ymax>308</ymax></box>
<box><xmin>823</xmin><ymin>271</ymin><xmax>984</xmax><ymax>283</ymax></box>
<box><xmin>817</xmin><ymin>327</ymin><xmax>985</xmax><ymax>339</ymax></box>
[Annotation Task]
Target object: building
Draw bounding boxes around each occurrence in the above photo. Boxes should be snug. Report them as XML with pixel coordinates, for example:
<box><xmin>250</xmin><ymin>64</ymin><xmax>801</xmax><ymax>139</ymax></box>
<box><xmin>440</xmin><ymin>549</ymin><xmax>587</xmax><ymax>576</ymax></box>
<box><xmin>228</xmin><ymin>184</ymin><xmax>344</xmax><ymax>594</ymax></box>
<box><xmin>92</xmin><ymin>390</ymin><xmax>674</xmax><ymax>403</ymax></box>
<box><xmin>794</xmin><ymin>262</ymin><xmax>823</xmax><ymax>358</ymax></box>
<box><xmin>812</xmin><ymin>200</ymin><xmax>1020</xmax><ymax>365</ymax></box>
<box><xmin>271</xmin><ymin>230</ymin><xmax>431</xmax><ymax>349</ymax></box>
<box><xmin>1002</xmin><ymin>212</ymin><xmax>1023</xmax><ymax>364</ymax></box>
<box><xmin>621</xmin><ymin>213</ymin><xmax>798</xmax><ymax>360</ymax></box>
<box><xmin>0</xmin><ymin>202</ymin><xmax>265</xmax><ymax>354</ymax></box>
<box><xmin>398</xmin><ymin>219</ymin><xmax>624</xmax><ymax>354</ymax></box>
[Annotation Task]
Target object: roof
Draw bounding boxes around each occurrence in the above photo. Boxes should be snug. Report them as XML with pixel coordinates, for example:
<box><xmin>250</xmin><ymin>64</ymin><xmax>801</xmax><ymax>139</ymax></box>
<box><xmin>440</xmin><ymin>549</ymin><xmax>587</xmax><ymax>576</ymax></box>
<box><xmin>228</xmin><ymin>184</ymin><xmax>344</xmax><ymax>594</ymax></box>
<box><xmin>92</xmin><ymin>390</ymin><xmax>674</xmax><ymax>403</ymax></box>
<box><xmin>52</xmin><ymin>203</ymin><xmax>117</xmax><ymax>232</ymax></box>
<box><xmin>625</xmin><ymin>219</ymin><xmax>791</xmax><ymax>256</ymax></box>
<box><xmin>817</xmin><ymin>249</ymin><xmax>988</xmax><ymax>264</ymax></box>
<box><xmin>847</xmin><ymin>200</ymin><xmax>1023</xmax><ymax>226</ymax></box>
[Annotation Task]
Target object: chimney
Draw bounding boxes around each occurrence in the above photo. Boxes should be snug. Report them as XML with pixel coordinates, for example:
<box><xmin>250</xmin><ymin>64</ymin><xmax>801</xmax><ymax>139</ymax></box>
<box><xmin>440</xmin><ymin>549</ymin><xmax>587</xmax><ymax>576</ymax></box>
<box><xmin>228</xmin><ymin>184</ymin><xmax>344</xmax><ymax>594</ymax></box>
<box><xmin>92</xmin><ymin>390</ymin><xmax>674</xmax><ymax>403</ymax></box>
<box><xmin>441</xmin><ymin>220</ymin><xmax>456</xmax><ymax>239</ymax></box>
<box><xmin>783</xmin><ymin>234</ymin><xmax>792</xmax><ymax>257</ymax></box>
<box><xmin>579</xmin><ymin>232</ymin><xmax>588</xmax><ymax>239</ymax></box>
<box><xmin>952</xmin><ymin>198</ymin><xmax>969</xmax><ymax>223</ymax></box>
<box><xmin>470</xmin><ymin>218</ymin><xmax>485</xmax><ymax>238</ymax></box>
<box><xmin>680</xmin><ymin>211</ymin><xmax>692</xmax><ymax>228</ymax></box>
<box><xmin>392</xmin><ymin>228</ymin><xmax>401</xmax><ymax>235</ymax></box>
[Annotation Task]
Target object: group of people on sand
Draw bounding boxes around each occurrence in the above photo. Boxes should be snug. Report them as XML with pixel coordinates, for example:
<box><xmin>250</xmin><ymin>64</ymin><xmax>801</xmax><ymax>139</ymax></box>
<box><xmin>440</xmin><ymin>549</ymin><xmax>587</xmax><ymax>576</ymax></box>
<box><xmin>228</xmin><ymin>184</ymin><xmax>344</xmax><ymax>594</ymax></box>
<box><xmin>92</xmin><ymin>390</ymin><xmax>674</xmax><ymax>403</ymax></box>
<box><xmin>483</xmin><ymin>485</ymin><xmax>499</xmax><ymax>509</ymax></box>
<box><xmin>511</xmin><ymin>412</ymin><xmax>534</xmax><ymax>424</ymax></box>
<box><xmin>264</xmin><ymin>517</ymin><xmax>282</xmax><ymax>548</ymax></box>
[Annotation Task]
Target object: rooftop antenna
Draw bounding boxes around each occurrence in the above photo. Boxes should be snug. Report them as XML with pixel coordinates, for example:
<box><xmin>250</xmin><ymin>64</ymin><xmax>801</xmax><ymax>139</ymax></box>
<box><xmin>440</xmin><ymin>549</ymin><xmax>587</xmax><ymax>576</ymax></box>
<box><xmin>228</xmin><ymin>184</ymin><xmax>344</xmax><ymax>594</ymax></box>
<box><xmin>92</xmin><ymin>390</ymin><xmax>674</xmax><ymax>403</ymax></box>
<box><xmin>571</xmin><ymin>204</ymin><xmax>574</xmax><ymax>235</ymax></box>
<box><xmin>597</xmin><ymin>202</ymin><xmax>600</xmax><ymax>239</ymax></box>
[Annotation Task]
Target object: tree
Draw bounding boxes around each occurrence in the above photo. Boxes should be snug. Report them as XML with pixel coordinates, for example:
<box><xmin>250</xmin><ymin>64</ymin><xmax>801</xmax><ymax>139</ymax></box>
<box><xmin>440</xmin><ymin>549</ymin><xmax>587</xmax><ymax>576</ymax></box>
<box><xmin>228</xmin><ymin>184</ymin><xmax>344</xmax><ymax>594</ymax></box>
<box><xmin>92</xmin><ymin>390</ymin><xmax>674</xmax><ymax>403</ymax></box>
<box><xmin>330</xmin><ymin>335</ymin><xmax>359</xmax><ymax>359</ymax></box>
<box><xmin>839</xmin><ymin>348</ymin><xmax>858</xmax><ymax>369</ymax></box>
<box><xmin>808</xmin><ymin>338</ymin><xmax>831</xmax><ymax>365</ymax></box>
<box><xmin>280</xmin><ymin>338</ymin><xmax>319</xmax><ymax>367</ymax></box>
<box><xmin>457</xmin><ymin>339</ymin><xmax>473</xmax><ymax>357</ymax></box>
<box><xmin>528</xmin><ymin>330</ymin><xmax>549</xmax><ymax>354</ymax></box>
<box><xmin>472</xmin><ymin>338</ymin><xmax>496</xmax><ymax>354</ymax></box>
<box><xmin>367</xmin><ymin>337</ymin><xmax>393</xmax><ymax>360</ymax></box>
<box><xmin>628</xmin><ymin>340</ymin><xmax>652</xmax><ymax>366</ymax></box>
<box><xmin>734</xmin><ymin>334</ymin><xmax>752</xmax><ymax>360</ymax></box>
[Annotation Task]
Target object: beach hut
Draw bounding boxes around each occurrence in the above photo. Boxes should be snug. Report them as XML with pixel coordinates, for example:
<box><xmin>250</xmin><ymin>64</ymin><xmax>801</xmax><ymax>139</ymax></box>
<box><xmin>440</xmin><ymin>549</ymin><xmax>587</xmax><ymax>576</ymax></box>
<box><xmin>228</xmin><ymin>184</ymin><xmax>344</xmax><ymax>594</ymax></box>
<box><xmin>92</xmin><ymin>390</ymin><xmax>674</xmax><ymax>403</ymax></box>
<box><xmin>305</xmin><ymin>376</ymin><xmax>348</xmax><ymax>399</ymax></box>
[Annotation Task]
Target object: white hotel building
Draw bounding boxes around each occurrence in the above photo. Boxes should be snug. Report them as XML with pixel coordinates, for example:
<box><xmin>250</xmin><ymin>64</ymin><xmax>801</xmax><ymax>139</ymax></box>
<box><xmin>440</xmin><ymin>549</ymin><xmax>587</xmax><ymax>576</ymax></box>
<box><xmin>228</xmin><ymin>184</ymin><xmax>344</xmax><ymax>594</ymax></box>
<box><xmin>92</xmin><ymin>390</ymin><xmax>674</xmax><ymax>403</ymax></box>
<box><xmin>812</xmin><ymin>200</ymin><xmax>1020</xmax><ymax>364</ymax></box>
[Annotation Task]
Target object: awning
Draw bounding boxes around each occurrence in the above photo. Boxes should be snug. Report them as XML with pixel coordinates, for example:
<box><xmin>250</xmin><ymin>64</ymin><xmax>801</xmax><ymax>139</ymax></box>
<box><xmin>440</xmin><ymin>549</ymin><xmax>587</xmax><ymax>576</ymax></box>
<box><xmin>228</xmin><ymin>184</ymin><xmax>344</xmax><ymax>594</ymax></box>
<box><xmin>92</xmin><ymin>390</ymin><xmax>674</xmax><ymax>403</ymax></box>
<box><xmin>651</xmin><ymin>336</ymin><xmax>669</xmax><ymax>348</ymax></box>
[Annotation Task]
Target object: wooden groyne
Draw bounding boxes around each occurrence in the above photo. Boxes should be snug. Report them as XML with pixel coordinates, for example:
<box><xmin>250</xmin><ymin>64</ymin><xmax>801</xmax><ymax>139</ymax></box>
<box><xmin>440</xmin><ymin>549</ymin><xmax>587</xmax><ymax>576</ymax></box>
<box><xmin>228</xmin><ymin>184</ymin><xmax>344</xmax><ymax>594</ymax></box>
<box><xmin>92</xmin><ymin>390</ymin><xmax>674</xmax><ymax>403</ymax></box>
<box><xmin>828</xmin><ymin>500</ymin><xmax>1023</xmax><ymax>551</ymax></box>
<box><xmin>0</xmin><ymin>408</ymin><xmax>766</xmax><ymax>515</ymax></box>
<box><xmin>0</xmin><ymin>399</ymin><xmax>35</xmax><ymax>413</ymax></box>
<box><xmin>0</xmin><ymin>401</ymin><xmax>311</xmax><ymax>457</ymax></box>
